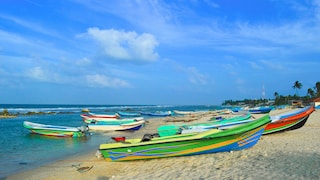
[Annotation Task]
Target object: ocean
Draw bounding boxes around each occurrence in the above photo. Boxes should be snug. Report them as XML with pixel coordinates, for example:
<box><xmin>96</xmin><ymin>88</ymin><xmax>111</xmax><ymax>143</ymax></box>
<box><xmin>0</xmin><ymin>104</ymin><xmax>220</xmax><ymax>178</ymax></box>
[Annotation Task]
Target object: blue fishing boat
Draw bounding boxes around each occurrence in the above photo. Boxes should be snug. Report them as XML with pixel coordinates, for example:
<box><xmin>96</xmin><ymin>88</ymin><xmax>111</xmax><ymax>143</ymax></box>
<box><xmin>116</xmin><ymin>111</ymin><xmax>141</xmax><ymax>117</ymax></box>
<box><xmin>248</xmin><ymin>106</ymin><xmax>273</xmax><ymax>114</ymax></box>
<box><xmin>142</xmin><ymin>111</ymin><xmax>172</xmax><ymax>117</ymax></box>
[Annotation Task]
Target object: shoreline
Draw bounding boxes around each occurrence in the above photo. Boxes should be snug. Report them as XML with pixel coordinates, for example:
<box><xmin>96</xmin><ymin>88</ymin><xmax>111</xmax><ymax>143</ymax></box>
<box><xmin>7</xmin><ymin>108</ymin><xmax>320</xmax><ymax>179</ymax></box>
<box><xmin>0</xmin><ymin>115</ymin><xmax>17</xmax><ymax>119</ymax></box>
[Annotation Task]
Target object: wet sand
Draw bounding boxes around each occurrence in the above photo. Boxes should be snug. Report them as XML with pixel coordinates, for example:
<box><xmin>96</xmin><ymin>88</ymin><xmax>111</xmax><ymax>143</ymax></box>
<box><xmin>7</xmin><ymin>108</ymin><xmax>320</xmax><ymax>180</ymax></box>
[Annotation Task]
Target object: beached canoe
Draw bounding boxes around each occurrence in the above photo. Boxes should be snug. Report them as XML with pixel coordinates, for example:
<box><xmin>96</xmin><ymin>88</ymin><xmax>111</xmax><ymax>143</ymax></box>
<box><xmin>23</xmin><ymin>121</ymin><xmax>88</xmax><ymax>137</ymax></box>
<box><xmin>87</xmin><ymin>120</ymin><xmax>145</xmax><ymax>131</ymax></box>
<box><xmin>248</xmin><ymin>106</ymin><xmax>273</xmax><ymax>114</ymax></box>
<box><xmin>99</xmin><ymin>115</ymin><xmax>270</xmax><ymax>161</ymax></box>
<box><xmin>83</xmin><ymin>116</ymin><xmax>144</xmax><ymax>124</ymax></box>
<box><xmin>263</xmin><ymin>105</ymin><xmax>315</xmax><ymax>134</ymax></box>
<box><xmin>81</xmin><ymin>113</ymin><xmax>119</xmax><ymax>121</ymax></box>
<box><xmin>142</xmin><ymin>111</ymin><xmax>172</xmax><ymax>117</ymax></box>
<box><xmin>116</xmin><ymin>111</ymin><xmax>141</xmax><ymax>117</ymax></box>
<box><xmin>173</xmin><ymin>110</ymin><xmax>205</xmax><ymax>115</ymax></box>
<box><xmin>157</xmin><ymin>113</ymin><xmax>252</xmax><ymax>137</ymax></box>
<box><xmin>210</xmin><ymin>112</ymin><xmax>251</xmax><ymax>121</ymax></box>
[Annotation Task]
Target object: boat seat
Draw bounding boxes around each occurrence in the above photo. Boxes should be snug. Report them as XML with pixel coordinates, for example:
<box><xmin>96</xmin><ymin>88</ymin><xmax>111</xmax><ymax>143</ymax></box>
<box><xmin>151</xmin><ymin>133</ymin><xmax>160</xmax><ymax>137</ymax></box>
<box><xmin>140</xmin><ymin>133</ymin><xmax>159</xmax><ymax>142</ymax></box>
<box><xmin>141</xmin><ymin>134</ymin><xmax>153</xmax><ymax>142</ymax></box>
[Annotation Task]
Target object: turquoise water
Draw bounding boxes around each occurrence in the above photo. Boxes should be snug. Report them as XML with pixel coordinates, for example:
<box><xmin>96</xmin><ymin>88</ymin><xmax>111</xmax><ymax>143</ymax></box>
<box><xmin>0</xmin><ymin>104</ymin><xmax>220</xmax><ymax>178</ymax></box>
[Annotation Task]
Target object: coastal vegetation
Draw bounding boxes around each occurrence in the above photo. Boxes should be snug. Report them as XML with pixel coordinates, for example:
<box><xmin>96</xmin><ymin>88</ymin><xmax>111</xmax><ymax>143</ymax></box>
<box><xmin>223</xmin><ymin>81</ymin><xmax>320</xmax><ymax>106</ymax></box>
<box><xmin>0</xmin><ymin>109</ymin><xmax>17</xmax><ymax>118</ymax></box>
<box><xmin>0</xmin><ymin>109</ymin><xmax>74</xmax><ymax>119</ymax></box>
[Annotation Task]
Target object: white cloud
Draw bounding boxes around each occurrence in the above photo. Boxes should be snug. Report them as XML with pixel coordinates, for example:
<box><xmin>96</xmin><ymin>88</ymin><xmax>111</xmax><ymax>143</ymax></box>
<box><xmin>75</xmin><ymin>0</ymin><xmax>180</xmax><ymax>44</ymax></box>
<box><xmin>0</xmin><ymin>14</ymin><xmax>62</xmax><ymax>39</ymax></box>
<box><xmin>26</xmin><ymin>66</ymin><xmax>49</xmax><ymax>81</ymax></box>
<box><xmin>203</xmin><ymin>0</ymin><xmax>219</xmax><ymax>8</ymax></box>
<box><xmin>0</xmin><ymin>30</ymin><xmax>33</xmax><ymax>46</ymax></box>
<box><xmin>25</xmin><ymin>66</ymin><xmax>63</xmax><ymax>83</ymax></box>
<box><xmin>168</xmin><ymin>60</ymin><xmax>207</xmax><ymax>85</ymax></box>
<box><xmin>24</xmin><ymin>66</ymin><xmax>131</xmax><ymax>88</ymax></box>
<box><xmin>260</xmin><ymin>60</ymin><xmax>284</xmax><ymax>70</ymax></box>
<box><xmin>236</xmin><ymin>77</ymin><xmax>245</xmax><ymax>85</ymax></box>
<box><xmin>248</xmin><ymin>61</ymin><xmax>263</xmax><ymax>70</ymax></box>
<box><xmin>223</xmin><ymin>63</ymin><xmax>238</xmax><ymax>76</ymax></box>
<box><xmin>187</xmin><ymin>67</ymin><xmax>207</xmax><ymax>85</ymax></box>
<box><xmin>83</xmin><ymin>28</ymin><xmax>159</xmax><ymax>62</ymax></box>
<box><xmin>85</xmin><ymin>74</ymin><xmax>131</xmax><ymax>88</ymax></box>
<box><xmin>74</xmin><ymin>0</ymin><xmax>320</xmax><ymax>56</ymax></box>
<box><xmin>76</xmin><ymin>57</ymin><xmax>92</xmax><ymax>66</ymax></box>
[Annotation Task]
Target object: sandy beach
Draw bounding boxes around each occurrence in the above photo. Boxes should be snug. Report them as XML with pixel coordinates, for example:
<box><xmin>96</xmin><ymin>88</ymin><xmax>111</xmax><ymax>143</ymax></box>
<box><xmin>7</xmin><ymin>108</ymin><xmax>320</xmax><ymax>180</ymax></box>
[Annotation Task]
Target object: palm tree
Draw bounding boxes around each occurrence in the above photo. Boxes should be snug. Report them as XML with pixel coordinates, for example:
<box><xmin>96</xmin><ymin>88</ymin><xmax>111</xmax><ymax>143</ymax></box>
<box><xmin>307</xmin><ymin>88</ymin><xmax>315</xmax><ymax>98</ymax></box>
<box><xmin>293</xmin><ymin>81</ymin><xmax>302</xmax><ymax>96</ymax></box>
<box><xmin>315</xmin><ymin>81</ymin><xmax>320</xmax><ymax>97</ymax></box>
<box><xmin>274</xmin><ymin>92</ymin><xmax>279</xmax><ymax>98</ymax></box>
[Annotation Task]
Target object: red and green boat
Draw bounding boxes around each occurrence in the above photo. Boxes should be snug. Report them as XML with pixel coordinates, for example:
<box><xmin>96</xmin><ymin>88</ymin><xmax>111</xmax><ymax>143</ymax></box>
<box><xmin>263</xmin><ymin>105</ymin><xmax>315</xmax><ymax>135</ymax></box>
<box><xmin>99</xmin><ymin>115</ymin><xmax>270</xmax><ymax>161</ymax></box>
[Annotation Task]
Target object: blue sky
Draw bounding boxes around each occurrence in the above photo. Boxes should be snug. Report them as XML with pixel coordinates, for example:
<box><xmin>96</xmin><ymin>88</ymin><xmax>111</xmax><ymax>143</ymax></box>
<box><xmin>0</xmin><ymin>0</ymin><xmax>320</xmax><ymax>105</ymax></box>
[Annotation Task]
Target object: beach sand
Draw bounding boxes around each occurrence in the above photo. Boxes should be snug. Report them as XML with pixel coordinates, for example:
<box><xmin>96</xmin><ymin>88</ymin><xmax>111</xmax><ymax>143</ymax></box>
<box><xmin>7</xmin><ymin>108</ymin><xmax>320</xmax><ymax>180</ymax></box>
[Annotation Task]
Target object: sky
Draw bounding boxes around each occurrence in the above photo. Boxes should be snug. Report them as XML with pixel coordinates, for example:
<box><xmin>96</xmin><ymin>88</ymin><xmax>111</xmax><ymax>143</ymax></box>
<box><xmin>0</xmin><ymin>0</ymin><xmax>320</xmax><ymax>105</ymax></box>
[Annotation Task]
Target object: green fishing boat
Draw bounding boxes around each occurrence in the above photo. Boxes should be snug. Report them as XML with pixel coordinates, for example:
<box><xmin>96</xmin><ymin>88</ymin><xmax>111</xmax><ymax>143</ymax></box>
<box><xmin>158</xmin><ymin>113</ymin><xmax>252</xmax><ymax>137</ymax></box>
<box><xmin>99</xmin><ymin>115</ymin><xmax>270</xmax><ymax>161</ymax></box>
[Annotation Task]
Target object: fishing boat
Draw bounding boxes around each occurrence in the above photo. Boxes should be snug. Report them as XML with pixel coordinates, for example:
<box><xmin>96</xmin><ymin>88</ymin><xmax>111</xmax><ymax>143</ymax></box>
<box><xmin>80</xmin><ymin>113</ymin><xmax>119</xmax><ymax>121</ymax></box>
<box><xmin>263</xmin><ymin>105</ymin><xmax>315</xmax><ymax>134</ymax></box>
<box><xmin>23</xmin><ymin>121</ymin><xmax>88</xmax><ymax>137</ymax></box>
<box><xmin>84</xmin><ymin>117</ymin><xmax>144</xmax><ymax>124</ymax></box>
<box><xmin>116</xmin><ymin>111</ymin><xmax>141</xmax><ymax>117</ymax></box>
<box><xmin>87</xmin><ymin>120</ymin><xmax>145</xmax><ymax>131</ymax></box>
<box><xmin>83</xmin><ymin>116</ymin><xmax>144</xmax><ymax>124</ymax></box>
<box><xmin>173</xmin><ymin>110</ymin><xmax>204</xmax><ymax>115</ymax></box>
<box><xmin>142</xmin><ymin>111</ymin><xmax>172</xmax><ymax>117</ymax></box>
<box><xmin>210</xmin><ymin>112</ymin><xmax>251</xmax><ymax>121</ymax></box>
<box><xmin>158</xmin><ymin>113</ymin><xmax>252</xmax><ymax>137</ymax></box>
<box><xmin>248</xmin><ymin>106</ymin><xmax>273</xmax><ymax>114</ymax></box>
<box><xmin>98</xmin><ymin>115</ymin><xmax>270</xmax><ymax>161</ymax></box>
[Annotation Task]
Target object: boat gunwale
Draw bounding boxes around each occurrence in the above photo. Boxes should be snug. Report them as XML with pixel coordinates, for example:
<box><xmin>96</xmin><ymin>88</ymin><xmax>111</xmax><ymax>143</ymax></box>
<box><xmin>99</xmin><ymin>115</ymin><xmax>270</xmax><ymax>150</ymax></box>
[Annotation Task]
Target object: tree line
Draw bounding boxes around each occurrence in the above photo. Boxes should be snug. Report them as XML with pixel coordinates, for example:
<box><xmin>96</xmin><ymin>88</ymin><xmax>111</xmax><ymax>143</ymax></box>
<box><xmin>222</xmin><ymin>81</ymin><xmax>320</xmax><ymax>106</ymax></box>
<box><xmin>273</xmin><ymin>81</ymin><xmax>320</xmax><ymax>106</ymax></box>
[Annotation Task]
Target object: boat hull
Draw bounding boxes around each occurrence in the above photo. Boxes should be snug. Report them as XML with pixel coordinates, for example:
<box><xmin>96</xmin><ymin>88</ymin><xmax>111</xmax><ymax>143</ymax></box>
<box><xmin>23</xmin><ymin>121</ymin><xmax>86</xmax><ymax>138</ymax></box>
<box><xmin>84</xmin><ymin>117</ymin><xmax>144</xmax><ymax>124</ymax></box>
<box><xmin>116</xmin><ymin>112</ymin><xmax>141</xmax><ymax>117</ymax></box>
<box><xmin>81</xmin><ymin>113</ymin><xmax>119</xmax><ymax>121</ymax></box>
<box><xmin>141</xmin><ymin>111</ymin><xmax>172</xmax><ymax>117</ymax></box>
<box><xmin>249</xmin><ymin>107</ymin><xmax>273</xmax><ymax>114</ymax></box>
<box><xmin>99</xmin><ymin>115</ymin><xmax>270</xmax><ymax>161</ymax></box>
<box><xmin>158</xmin><ymin>113</ymin><xmax>252</xmax><ymax>137</ymax></box>
<box><xmin>263</xmin><ymin>105</ymin><xmax>315</xmax><ymax>134</ymax></box>
<box><xmin>88</xmin><ymin>121</ymin><xmax>145</xmax><ymax>131</ymax></box>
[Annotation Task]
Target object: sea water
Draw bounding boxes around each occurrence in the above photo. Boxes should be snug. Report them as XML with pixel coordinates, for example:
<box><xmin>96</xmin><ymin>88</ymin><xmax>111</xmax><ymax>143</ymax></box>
<box><xmin>0</xmin><ymin>104</ymin><xmax>220</xmax><ymax>178</ymax></box>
